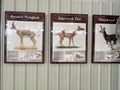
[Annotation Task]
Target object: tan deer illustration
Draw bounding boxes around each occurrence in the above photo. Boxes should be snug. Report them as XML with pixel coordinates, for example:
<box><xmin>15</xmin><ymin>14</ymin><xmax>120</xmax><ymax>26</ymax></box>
<box><xmin>11</xmin><ymin>22</ymin><xmax>36</xmax><ymax>46</ymax></box>
<box><xmin>56</xmin><ymin>26</ymin><xmax>84</xmax><ymax>47</ymax></box>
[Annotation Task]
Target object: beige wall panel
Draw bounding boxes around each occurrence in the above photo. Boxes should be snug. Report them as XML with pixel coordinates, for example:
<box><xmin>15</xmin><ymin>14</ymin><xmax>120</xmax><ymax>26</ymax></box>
<box><xmin>100</xmin><ymin>65</ymin><xmax>111</xmax><ymax>90</ymax></box>
<box><xmin>26</xmin><ymin>0</ymin><xmax>38</xmax><ymax>12</ymax></box>
<box><xmin>60</xmin><ymin>0</ymin><xmax>71</xmax><ymax>13</ymax></box>
<box><xmin>48</xmin><ymin>0</ymin><xmax>60</xmax><ymax>90</ymax></box>
<box><xmin>15</xmin><ymin>0</ymin><xmax>27</xmax><ymax>11</ymax></box>
<box><xmin>101</xmin><ymin>2</ymin><xmax>111</xmax><ymax>14</ymax></box>
<box><xmin>37</xmin><ymin>0</ymin><xmax>49</xmax><ymax>90</ymax></box>
<box><xmin>50</xmin><ymin>0</ymin><xmax>60</xmax><ymax>13</ymax></box>
<box><xmin>92</xmin><ymin>2</ymin><xmax>102</xmax><ymax>14</ymax></box>
<box><xmin>59</xmin><ymin>65</ymin><xmax>70</xmax><ymax>90</ymax></box>
<box><xmin>37</xmin><ymin>65</ymin><xmax>47</xmax><ymax>90</ymax></box>
<box><xmin>2</xmin><ymin>0</ymin><xmax>15</xmax><ymax>90</ymax></box>
<box><xmin>110</xmin><ymin>65</ymin><xmax>119</xmax><ymax>90</ymax></box>
<box><xmin>80</xmin><ymin>64</ymin><xmax>91</xmax><ymax>90</ymax></box>
<box><xmin>112</xmin><ymin>2</ymin><xmax>120</xmax><ymax>15</ymax></box>
<box><xmin>14</xmin><ymin>65</ymin><xmax>25</xmax><ymax>90</ymax></box>
<box><xmin>48</xmin><ymin>65</ymin><xmax>59</xmax><ymax>90</ymax></box>
<box><xmin>119</xmin><ymin>65</ymin><xmax>120</xmax><ymax>90</ymax></box>
<box><xmin>69</xmin><ymin>65</ymin><xmax>80</xmax><ymax>90</ymax></box>
<box><xmin>71</xmin><ymin>0</ymin><xmax>82</xmax><ymax>13</ymax></box>
<box><xmin>90</xmin><ymin>64</ymin><xmax>101</xmax><ymax>90</ymax></box>
<box><xmin>81</xmin><ymin>1</ymin><xmax>92</xmax><ymax>14</ymax></box>
<box><xmin>2</xmin><ymin>65</ymin><xmax>14</xmax><ymax>90</ymax></box>
<box><xmin>81</xmin><ymin>1</ymin><xmax>92</xmax><ymax>64</ymax></box>
<box><xmin>3</xmin><ymin>0</ymin><xmax>15</xmax><ymax>11</ymax></box>
<box><xmin>26</xmin><ymin>65</ymin><xmax>37</xmax><ymax>90</ymax></box>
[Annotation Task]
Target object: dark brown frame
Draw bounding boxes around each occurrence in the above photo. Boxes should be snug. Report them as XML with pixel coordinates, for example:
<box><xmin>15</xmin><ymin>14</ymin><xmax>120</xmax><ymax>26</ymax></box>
<box><xmin>51</xmin><ymin>13</ymin><xmax>88</xmax><ymax>64</ymax></box>
<box><xmin>4</xmin><ymin>11</ymin><xmax>45</xmax><ymax>64</ymax></box>
<box><xmin>92</xmin><ymin>15</ymin><xmax>120</xmax><ymax>63</ymax></box>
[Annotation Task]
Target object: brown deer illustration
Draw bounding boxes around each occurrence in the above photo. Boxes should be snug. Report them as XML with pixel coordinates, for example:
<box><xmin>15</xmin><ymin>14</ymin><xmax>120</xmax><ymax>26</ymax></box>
<box><xmin>11</xmin><ymin>22</ymin><xmax>36</xmax><ymax>46</ymax></box>
<box><xmin>56</xmin><ymin>26</ymin><xmax>84</xmax><ymax>47</ymax></box>
<box><xmin>99</xmin><ymin>25</ymin><xmax>117</xmax><ymax>49</ymax></box>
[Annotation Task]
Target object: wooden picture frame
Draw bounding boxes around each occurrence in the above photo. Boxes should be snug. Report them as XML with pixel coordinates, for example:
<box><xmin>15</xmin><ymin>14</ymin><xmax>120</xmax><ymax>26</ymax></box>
<box><xmin>51</xmin><ymin>13</ymin><xmax>88</xmax><ymax>64</ymax></box>
<box><xmin>92</xmin><ymin>15</ymin><xmax>120</xmax><ymax>63</ymax></box>
<box><xmin>4</xmin><ymin>11</ymin><xmax>45</xmax><ymax>63</ymax></box>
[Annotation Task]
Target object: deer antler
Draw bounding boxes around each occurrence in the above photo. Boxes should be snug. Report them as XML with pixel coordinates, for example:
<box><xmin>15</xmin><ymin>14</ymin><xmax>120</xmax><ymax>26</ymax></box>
<box><xmin>100</xmin><ymin>25</ymin><xmax>102</xmax><ymax>28</ymax></box>
<box><xmin>11</xmin><ymin>22</ymin><xmax>16</xmax><ymax>29</ymax></box>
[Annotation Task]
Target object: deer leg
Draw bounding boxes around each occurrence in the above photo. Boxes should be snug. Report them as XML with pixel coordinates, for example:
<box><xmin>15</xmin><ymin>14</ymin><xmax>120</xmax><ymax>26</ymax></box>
<box><xmin>30</xmin><ymin>37</ymin><xmax>36</xmax><ymax>46</ymax></box>
<box><xmin>117</xmin><ymin>51</ymin><xmax>120</xmax><ymax>58</ymax></box>
<box><xmin>109</xmin><ymin>42</ymin><xmax>114</xmax><ymax>50</ymax></box>
<box><xmin>72</xmin><ymin>38</ymin><xmax>74</xmax><ymax>46</ymax></box>
<box><xmin>69</xmin><ymin>39</ymin><xmax>71</xmax><ymax>47</ymax></box>
<box><xmin>113</xmin><ymin>40</ymin><xmax>117</xmax><ymax>44</ymax></box>
<box><xmin>60</xmin><ymin>38</ymin><xmax>64</xmax><ymax>46</ymax></box>
<box><xmin>20</xmin><ymin>37</ymin><xmax>23</xmax><ymax>46</ymax></box>
<box><xmin>106</xmin><ymin>41</ymin><xmax>108</xmax><ymax>44</ymax></box>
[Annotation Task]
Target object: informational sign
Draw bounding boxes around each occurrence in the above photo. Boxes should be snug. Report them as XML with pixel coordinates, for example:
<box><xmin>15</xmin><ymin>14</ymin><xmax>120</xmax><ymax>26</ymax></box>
<box><xmin>92</xmin><ymin>15</ymin><xmax>120</xmax><ymax>63</ymax></box>
<box><xmin>51</xmin><ymin>13</ymin><xmax>88</xmax><ymax>64</ymax></box>
<box><xmin>5</xmin><ymin>11</ymin><xmax>45</xmax><ymax>63</ymax></box>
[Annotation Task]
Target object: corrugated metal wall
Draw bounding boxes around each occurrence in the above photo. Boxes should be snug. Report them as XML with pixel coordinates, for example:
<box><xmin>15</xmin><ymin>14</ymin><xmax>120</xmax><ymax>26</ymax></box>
<box><xmin>1</xmin><ymin>0</ymin><xmax>120</xmax><ymax>90</ymax></box>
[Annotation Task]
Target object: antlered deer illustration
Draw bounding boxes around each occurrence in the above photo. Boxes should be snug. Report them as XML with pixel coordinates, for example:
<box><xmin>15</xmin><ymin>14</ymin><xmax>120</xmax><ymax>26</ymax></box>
<box><xmin>11</xmin><ymin>22</ymin><xmax>36</xmax><ymax>46</ymax></box>
<box><xmin>99</xmin><ymin>25</ymin><xmax>117</xmax><ymax>49</ymax></box>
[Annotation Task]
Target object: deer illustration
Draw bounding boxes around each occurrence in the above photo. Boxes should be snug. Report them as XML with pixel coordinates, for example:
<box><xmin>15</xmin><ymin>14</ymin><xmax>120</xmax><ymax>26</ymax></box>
<box><xmin>56</xmin><ymin>26</ymin><xmax>84</xmax><ymax>47</ymax></box>
<box><xmin>11</xmin><ymin>22</ymin><xmax>36</xmax><ymax>46</ymax></box>
<box><xmin>99</xmin><ymin>25</ymin><xmax>117</xmax><ymax>49</ymax></box>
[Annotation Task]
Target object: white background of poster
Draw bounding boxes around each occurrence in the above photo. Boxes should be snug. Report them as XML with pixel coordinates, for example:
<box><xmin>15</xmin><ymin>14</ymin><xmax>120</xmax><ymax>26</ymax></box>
<box><xmin>6</xmin><ymin>21</ymin><xmax>43</xmax><ymax>50</ymax></box>
<box><xmin>53</xmin><ymin>22</ymin><xmax>86</xmax><ymax>51</ymax></box>
<box><xmin>95</xmin><ymin>24</ymin><xmax>119</xmax><ymax>51</ymax></box>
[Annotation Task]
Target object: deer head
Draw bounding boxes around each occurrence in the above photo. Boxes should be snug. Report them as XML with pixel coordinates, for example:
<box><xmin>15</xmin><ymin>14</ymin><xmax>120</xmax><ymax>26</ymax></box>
<box><xmin>99</xmin><ymin>25</ymin><xmax>105</xmax><ymax>33</ymax></box>
<box><xmin>11</xmin><ymin>22</ymin><xmax>16</xmax><ymax>30</ymax></box>
<box><xmin>77</xmin><ymin>26</ymin><xmax>84</xmax><ymax>31</ymax></box>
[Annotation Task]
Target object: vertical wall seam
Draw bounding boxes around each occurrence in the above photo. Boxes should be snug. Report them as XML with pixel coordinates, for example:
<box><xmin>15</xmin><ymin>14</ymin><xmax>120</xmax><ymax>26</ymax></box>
<box><xmin>99</xmin><ymin>2</ymin><xmax>102</xmax><ymax>90</ymax></box>
<box><xmin>13</xmin><ymin>1</ymin><xmax>15</xmax><ymax>90</ymax></box>
<box><xmin>26</xmin><ymin>0</ymin><xmax>28</xmax><ymax>11</ymax></box>
<box><xmin>88</xmin><ymin>1</ymin><xmax>93</xmax><ymax>90</ymax></box>
<box><xmin>1</xmin><ymin>0</ymin><xmax>4</xmax><ymax>90</ymax></box>
<box><xmin>69</xmin><ymin>65</ymin><xmax>71</xmax><ymax>90</ymax></box>
<box><xmin>36</xmin><ymin>65</ymin><xmax>38</xmax><ymax>90</ymax></box>
<box><xmin>13</xmin><ymin>65</ymin><xmax>15</xmax><ymax>90</ymax></box>
<box><xmin>58</xmin><ymin>65</ymin><xmax>60</xmax><ymax>90</ymax></box>
<box><xmin>70</xmin><ymin>0</ymin><xmax>72</xmax><ymax>13</ymax></box>
<box><xmin>59</xmin><ymin>0</ymin><xmax>61</xmax><ymax>13</ymax></box>
<box><xmin>69</xmin><ymin>0</ymin><xmax>71</xmax><ymax>89</ymax></box>
<box><xmin>47</xmin><ymin>0</ymin><xmax>51</xmax><ymax>90</ymax></box>
<box><xmin>110</xmin><ymin>2</ymin><xmax>113</xmax><ymax>15</ymax></box>
<box><xmin>79</xmin><ymin>65</ymin><xmax>81</xmax><ymax>90</ymax></box>
<box><xmin>37</xmin><ymin>0</ymin><xmax>39</xmax><ymax>12</ymax></box>
<box><xmin>109</xmin><ymin>2</ymin><xmax>113</xmax><ymax>90</ymax></box>
<box><xmin>25</xmin><ymin>64</ymin><xmax>26</xmax><ymax>90</ymax></box>
<box><xmin>57</xmin><ymin>0</ymin><xmax>60</xmax><ymax>90</ymax></box>
<box><xmin>0</xmin><ymin>0</ymin><xmax>2</xmax><ymax>90</ymax></box>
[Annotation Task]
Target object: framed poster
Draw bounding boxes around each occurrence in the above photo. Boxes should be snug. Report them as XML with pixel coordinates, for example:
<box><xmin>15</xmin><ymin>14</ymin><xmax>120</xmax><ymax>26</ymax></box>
<box><xmin>51</xmin><ymin>13</ymin><xmax>88</xmax><ymax>64</ymax></box>
<box><xmin>5</xmin><ymin>11</ymin><xmax>45</xmax><ymax>63</ymax></box>
<box><xmin>92</xmin><ymin>15</ymin><xmax>120</xmax><ymax>63</ymax></box>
